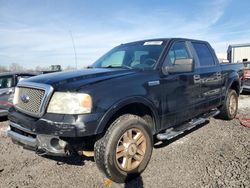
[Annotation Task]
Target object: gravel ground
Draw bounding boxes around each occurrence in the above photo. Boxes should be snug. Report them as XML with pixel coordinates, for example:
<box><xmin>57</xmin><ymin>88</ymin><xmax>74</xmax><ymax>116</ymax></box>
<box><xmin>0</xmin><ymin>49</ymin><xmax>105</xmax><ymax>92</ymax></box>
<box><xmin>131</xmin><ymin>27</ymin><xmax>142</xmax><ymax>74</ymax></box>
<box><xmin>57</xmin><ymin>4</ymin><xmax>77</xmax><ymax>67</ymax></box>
<box><xmin>0</xmin><ymin>94</ymin><xmax>249</xmax><ymax>188</ymax></box>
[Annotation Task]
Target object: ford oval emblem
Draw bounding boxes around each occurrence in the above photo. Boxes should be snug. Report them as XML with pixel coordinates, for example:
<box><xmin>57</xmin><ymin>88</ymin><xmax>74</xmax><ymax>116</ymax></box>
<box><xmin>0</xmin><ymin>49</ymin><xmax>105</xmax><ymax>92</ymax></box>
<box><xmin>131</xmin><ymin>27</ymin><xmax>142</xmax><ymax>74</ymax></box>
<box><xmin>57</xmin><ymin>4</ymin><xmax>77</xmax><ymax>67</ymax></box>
<box><xmin>20</xmin><ymin>93</ymin><xmax>30</xmax><ymax>103</ymax></box>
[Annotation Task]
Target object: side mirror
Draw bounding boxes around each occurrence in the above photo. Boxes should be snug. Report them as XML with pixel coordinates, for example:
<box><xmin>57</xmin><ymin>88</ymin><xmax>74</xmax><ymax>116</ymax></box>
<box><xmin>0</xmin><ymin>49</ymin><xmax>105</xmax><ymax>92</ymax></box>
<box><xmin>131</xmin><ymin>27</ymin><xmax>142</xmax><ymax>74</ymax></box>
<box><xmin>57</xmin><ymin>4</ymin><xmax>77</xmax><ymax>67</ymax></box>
<box><xmin>166</xmin><ymin>58</ymin><xmax>193</xmax><ymax>73</ymax></box>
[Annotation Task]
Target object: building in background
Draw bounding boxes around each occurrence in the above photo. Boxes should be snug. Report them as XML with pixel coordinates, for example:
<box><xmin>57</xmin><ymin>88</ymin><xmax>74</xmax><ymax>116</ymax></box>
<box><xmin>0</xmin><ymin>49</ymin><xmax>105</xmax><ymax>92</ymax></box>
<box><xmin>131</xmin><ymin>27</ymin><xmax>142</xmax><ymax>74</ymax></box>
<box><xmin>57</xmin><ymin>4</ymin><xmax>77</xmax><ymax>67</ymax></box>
<box><xmin>227</xmin><ymin>43</ymin><xmax>250</xmax><ymax>63</ymax></box>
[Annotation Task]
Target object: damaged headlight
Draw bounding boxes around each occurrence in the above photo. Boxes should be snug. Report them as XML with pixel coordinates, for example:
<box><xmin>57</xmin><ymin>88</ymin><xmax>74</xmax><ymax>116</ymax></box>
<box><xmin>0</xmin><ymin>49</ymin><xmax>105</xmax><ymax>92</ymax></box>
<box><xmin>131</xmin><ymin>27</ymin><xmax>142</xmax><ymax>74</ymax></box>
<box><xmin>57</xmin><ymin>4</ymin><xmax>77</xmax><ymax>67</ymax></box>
<box><xmin>47</xmin><ymin>92</ymin><xmax>92</xmax><ymax>114</ymax></box>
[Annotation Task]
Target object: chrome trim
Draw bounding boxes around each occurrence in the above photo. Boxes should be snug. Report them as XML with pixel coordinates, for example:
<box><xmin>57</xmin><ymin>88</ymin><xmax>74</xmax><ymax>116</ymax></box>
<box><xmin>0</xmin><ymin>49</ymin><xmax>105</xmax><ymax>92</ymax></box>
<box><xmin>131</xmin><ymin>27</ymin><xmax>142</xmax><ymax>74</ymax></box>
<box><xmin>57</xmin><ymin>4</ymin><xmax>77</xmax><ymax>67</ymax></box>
<box><xmin>148</xmin><ymin>80</ymin><xmax>160</xmax><ymax>86</ymax></box>
<box><xmin>10</xmin><ymin>121</ymin><xmax>35</xmax><ymax>135</ymax></box>
<box><xmin>8</xmin><ymin>130</ymin><xmax>37</xmax><ymax>148</ymax></box>
<box><xmin>14</xmin><ymin>82</ymin><xmax>54</xmax><ymax>118</ymax></box>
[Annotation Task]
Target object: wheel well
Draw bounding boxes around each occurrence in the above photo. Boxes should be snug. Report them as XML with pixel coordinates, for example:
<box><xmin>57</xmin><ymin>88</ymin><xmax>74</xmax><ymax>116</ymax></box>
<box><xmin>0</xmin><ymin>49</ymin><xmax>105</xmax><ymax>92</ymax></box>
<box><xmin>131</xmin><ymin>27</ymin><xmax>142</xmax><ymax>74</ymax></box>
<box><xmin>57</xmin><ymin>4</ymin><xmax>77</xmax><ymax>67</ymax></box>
<box><xmin>105</xmin><ymin>103</ymin><xmax>156</xmax><ymax>134</ymax></box>
<box><xmin>230</xmin><ymin>81</ymin><xmax>240</xmax><ymax>95</ymax></box>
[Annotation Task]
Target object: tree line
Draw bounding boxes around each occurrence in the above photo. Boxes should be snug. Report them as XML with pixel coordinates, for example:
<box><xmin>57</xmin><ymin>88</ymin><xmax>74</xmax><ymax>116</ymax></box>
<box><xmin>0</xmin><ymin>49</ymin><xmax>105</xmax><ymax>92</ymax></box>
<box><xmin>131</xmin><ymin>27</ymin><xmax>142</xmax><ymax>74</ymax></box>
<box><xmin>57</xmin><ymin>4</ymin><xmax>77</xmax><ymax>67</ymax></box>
<box><xmin>0</xmin><ymin>63</ymin><xmax>76</xmax><ymax>73</ymax></box>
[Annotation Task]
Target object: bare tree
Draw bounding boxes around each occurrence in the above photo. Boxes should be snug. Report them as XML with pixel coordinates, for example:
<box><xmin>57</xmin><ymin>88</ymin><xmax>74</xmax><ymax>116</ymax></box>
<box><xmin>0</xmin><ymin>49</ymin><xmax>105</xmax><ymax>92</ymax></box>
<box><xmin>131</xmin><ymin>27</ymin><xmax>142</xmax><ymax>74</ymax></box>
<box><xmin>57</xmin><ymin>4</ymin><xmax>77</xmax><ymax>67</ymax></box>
<box><xmin>64</xmin><ymin>65</ymin><xmax>75</xmax><ymax>71</ymax></box>
<box><xmin>0</xmin><ymin>65</ymin><xmax>8</xmax><ymax>73</ymax></box>
<box><xmin>35</xmin><ymin>66</ymin><xmax>49</xmax><ymax>72</ymax></box>
<box><xmin>9</xmin><ymin>63</ymin><xmax>24</xmax><ymax>72</ymax></box>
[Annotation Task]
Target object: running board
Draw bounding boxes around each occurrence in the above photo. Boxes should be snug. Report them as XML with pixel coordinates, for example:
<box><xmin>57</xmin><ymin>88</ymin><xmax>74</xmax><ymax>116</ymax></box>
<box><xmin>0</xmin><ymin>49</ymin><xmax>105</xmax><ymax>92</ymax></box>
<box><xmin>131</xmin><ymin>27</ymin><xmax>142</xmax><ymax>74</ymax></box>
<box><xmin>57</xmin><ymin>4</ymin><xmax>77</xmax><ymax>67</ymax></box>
<box><xmin>156</xmin><ymin>109</ymin><xmax>220</xmax><ymax>141</ymax></box>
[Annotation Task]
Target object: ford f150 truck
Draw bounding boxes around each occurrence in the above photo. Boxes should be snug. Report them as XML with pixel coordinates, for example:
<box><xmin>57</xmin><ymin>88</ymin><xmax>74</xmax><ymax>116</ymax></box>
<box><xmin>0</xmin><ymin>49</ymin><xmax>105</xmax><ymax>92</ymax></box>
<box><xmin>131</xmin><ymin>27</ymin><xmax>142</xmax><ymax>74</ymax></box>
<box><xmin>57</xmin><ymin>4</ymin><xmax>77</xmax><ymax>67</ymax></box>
<box><xmin>8</xmin><ymin>38</ymin><xmax>243</xmax><ymax>183</ymax></box>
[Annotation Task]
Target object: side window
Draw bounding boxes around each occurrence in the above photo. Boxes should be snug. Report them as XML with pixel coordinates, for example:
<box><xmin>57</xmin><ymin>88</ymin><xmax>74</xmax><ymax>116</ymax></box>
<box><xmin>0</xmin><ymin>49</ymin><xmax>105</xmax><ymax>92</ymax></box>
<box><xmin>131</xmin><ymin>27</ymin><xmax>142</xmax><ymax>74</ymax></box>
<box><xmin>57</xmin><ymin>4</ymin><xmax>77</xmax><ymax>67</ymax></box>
<box><xmin>192</xmin><ymin>42</ymin><xmax>215</xmax><ymax>67</ymax></box>
<box><xmin>165</xmin><ymin>42</ymin><xmax>190</xmax><ymax>65</ymax></box>
<box><xmin>0</xmin><ymin>76</ymin><xmax>12</xmax><ymax>88</ymax></box>
<box><xmin>102</xmin><ymin>51</ymin><xmax>125</xmax><ymax>67</ymax></box>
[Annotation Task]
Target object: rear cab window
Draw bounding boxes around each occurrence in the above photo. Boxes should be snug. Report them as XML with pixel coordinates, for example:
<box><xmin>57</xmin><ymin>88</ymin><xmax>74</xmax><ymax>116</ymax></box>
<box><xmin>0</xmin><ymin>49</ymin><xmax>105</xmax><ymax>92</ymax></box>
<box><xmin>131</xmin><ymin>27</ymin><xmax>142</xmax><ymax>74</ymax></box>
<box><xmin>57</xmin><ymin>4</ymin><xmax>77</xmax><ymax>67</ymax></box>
<box><xmin>192</xmin><ymin>42</ymin><xmax>215</xmax><ymax>67</ymax></box>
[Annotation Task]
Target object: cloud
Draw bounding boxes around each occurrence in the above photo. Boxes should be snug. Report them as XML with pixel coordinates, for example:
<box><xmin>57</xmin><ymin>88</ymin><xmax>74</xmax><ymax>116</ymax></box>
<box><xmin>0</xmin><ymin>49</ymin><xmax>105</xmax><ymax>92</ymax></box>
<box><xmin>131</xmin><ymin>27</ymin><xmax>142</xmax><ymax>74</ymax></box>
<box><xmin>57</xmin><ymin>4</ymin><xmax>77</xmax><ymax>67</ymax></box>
<box><xmin>0</xmin><ymin>0</ymin><xmax>249</xmax><ymax>68</ymax></box>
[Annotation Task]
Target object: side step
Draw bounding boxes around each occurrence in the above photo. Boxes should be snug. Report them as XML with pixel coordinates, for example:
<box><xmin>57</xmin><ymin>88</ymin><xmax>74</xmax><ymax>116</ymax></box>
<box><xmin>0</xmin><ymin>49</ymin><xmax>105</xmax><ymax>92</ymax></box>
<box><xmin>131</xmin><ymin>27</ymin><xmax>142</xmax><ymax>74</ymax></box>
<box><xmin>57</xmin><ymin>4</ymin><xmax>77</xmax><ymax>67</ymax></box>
<box><xmin>156</xmin><ymin>109</ymin><xmax>220</xmax><ymax>141</ymax></box>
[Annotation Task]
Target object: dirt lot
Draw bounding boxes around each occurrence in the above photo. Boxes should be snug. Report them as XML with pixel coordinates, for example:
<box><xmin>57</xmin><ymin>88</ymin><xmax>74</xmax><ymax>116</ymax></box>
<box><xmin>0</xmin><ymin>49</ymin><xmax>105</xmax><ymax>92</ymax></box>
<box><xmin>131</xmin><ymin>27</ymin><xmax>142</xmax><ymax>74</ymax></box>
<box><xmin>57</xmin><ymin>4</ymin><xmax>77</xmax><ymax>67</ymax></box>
<box><xmin>0</xmin><ymin>94</ymin><xmax>249</xmax><ymax>188</ymax></box>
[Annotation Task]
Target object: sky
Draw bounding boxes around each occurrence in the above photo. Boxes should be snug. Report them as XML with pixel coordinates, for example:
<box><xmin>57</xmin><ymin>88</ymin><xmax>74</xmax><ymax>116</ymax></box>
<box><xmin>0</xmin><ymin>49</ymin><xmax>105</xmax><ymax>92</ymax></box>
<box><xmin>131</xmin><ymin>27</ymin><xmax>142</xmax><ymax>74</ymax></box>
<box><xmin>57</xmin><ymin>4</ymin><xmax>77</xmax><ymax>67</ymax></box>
<box><xmin>0</xmin><ymin>0</ymin><xmax>250</xmax><ymax>69</ymax></box>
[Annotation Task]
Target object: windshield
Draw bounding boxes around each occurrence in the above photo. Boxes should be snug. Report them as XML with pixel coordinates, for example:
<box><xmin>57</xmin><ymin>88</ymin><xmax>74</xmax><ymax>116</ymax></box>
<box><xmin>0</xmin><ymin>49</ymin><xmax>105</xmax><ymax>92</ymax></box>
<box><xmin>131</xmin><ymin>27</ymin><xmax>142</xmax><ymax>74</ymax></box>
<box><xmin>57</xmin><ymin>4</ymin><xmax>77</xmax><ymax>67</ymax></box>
<box><xmin>91</xmin><ymin>41</ymin><xmax>166</xmax><ymax>69</ymax></box>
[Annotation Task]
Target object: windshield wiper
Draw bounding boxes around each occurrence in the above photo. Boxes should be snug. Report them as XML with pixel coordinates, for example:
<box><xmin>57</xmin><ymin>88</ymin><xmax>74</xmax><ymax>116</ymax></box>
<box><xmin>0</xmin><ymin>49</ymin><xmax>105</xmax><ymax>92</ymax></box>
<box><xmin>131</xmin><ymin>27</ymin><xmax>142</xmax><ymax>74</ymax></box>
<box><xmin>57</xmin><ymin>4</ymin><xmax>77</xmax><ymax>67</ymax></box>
<box><xmin>104</xmin><ymin>65</ymin><xmax>132</xmax><ymax>69</ymax></box>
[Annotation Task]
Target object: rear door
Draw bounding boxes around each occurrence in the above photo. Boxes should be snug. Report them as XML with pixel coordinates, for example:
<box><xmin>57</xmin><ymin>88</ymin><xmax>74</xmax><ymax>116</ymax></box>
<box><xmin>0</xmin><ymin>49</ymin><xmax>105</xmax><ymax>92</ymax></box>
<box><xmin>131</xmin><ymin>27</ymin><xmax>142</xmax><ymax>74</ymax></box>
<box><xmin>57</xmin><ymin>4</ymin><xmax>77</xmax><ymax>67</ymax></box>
<box><xmin>191</xmin><ymin>42</ymin><xmax>222</xmax><ymax>111</ymax></box>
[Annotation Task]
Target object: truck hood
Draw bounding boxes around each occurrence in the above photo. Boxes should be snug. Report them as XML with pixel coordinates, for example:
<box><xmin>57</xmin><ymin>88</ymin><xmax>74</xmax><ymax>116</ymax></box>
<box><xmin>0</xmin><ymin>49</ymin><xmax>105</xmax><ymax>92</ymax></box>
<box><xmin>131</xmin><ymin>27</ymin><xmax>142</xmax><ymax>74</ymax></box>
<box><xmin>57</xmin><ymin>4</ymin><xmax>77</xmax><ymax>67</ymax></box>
<box><xmin>23</xmin><ymin>68</ymin><xmax>136</xmax><ymax>90</ymax></box>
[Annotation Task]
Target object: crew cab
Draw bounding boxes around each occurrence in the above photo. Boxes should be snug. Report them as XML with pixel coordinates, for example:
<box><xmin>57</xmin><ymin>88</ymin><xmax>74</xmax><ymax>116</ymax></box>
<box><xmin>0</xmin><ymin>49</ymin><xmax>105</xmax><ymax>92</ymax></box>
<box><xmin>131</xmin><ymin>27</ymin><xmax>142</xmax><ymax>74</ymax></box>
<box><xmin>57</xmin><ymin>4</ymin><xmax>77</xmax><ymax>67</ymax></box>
<box><xmin>7</xmin><ymin>38</ymin><xmax>243</xmax><ymax>183</ymax></box>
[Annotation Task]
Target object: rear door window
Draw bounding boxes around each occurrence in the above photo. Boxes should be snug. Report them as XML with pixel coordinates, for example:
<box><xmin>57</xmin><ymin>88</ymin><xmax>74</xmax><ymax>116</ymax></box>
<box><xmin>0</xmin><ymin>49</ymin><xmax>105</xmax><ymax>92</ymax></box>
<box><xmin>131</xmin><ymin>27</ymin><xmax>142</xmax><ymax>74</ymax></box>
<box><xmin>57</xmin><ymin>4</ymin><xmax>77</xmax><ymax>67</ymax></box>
<box><xmin>192</xmin><ymin>42</ymin><xmax>215</xmax><ymax>67</ymax></box>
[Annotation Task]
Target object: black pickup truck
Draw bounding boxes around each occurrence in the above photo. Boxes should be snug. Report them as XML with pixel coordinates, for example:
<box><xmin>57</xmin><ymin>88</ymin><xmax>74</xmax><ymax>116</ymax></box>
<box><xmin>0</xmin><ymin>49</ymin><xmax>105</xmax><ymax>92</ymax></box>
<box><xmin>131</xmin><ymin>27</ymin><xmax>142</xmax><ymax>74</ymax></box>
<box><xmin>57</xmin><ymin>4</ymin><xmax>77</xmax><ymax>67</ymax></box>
<box><xmin>8</xmin><ymin>38</ymin><xmax>243</xmax><ymax>183</ymax></box>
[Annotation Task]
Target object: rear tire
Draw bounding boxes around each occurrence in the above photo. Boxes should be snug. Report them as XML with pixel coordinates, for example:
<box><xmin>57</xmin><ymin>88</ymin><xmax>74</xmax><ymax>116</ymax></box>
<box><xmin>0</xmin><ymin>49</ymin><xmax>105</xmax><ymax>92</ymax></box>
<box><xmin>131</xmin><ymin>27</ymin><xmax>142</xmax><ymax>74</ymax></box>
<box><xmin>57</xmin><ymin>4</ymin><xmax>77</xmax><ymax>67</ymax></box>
<box><xmin>219</xmin><ymin>89</ymin><xmax>238</xmax><ymax>120</ymax></box>
<box><xmin>94</xmin><ymin>114</ymin><xmax>153</xmax><ymax>183</ymax></box>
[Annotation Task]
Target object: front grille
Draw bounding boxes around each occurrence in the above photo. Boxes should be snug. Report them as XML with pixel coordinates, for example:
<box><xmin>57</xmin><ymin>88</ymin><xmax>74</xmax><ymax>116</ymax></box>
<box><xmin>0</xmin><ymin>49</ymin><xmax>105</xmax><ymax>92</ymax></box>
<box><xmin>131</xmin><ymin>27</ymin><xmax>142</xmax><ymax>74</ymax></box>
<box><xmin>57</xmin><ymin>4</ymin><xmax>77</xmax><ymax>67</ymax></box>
<box><xmin>15</xmin><ymin>87</ymin><xmax>45</xmax><ymax>114</ymax></box>
<box><xmin>14</xmin><ymin>82</ymin><xmax>54</xmax><ymax>117</ymax></box>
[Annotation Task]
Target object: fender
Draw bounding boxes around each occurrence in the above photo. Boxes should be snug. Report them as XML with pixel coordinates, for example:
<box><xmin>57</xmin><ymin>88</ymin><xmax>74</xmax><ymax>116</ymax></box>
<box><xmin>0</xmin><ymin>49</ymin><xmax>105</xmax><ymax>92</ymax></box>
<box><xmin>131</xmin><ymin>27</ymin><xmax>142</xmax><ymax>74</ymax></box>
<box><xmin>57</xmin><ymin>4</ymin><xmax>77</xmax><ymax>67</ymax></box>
<box><xmin>95</xmin><ymin>96</ymin><xmax>160</xmax><ymax>135</ymax></box>
<box><xmin>226</xmin><ymin>74</ymin><xmax>240</xmax><ymax>96</ymax></box>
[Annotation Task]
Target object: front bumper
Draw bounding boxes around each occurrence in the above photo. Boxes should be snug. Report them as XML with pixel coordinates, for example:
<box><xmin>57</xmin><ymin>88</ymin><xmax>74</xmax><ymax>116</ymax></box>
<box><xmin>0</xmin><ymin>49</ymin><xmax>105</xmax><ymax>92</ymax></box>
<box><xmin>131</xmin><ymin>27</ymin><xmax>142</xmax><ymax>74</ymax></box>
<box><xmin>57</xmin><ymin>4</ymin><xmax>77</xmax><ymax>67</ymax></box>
<box><xmin>8</xmin><ymin>107</ymin><xmax>104</xmax><ymax>137</ymax></box>
<box><xmin>8</xmin><ymin>107</ymin><xmax>104</xmax><ymax>156</ymax></box>
<box><xmin>8</xmin><ymin>121</ymin><xmax>68</xmax><ymax>156</ymax></box>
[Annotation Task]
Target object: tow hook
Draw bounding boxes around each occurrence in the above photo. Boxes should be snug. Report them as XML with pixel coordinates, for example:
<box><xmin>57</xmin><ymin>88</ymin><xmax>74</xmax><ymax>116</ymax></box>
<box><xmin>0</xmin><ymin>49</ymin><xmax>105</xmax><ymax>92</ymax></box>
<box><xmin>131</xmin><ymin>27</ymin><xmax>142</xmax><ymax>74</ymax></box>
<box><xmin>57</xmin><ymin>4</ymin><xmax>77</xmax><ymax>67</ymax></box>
<box><xmin>78</xmin><ymin>150</ymin><xmax>94</xmax><ymax>157</ymax></box>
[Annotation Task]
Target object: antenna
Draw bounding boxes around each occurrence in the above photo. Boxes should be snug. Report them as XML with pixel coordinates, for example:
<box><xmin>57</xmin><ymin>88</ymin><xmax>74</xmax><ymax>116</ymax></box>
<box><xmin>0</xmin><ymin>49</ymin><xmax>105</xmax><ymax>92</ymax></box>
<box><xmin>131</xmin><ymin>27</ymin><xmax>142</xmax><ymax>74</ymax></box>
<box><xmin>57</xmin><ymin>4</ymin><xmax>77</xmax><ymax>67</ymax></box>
<box><xmin>69</xmin><ymin>30</ymin><xmax>78</xmax><ymax>69</ymax></box>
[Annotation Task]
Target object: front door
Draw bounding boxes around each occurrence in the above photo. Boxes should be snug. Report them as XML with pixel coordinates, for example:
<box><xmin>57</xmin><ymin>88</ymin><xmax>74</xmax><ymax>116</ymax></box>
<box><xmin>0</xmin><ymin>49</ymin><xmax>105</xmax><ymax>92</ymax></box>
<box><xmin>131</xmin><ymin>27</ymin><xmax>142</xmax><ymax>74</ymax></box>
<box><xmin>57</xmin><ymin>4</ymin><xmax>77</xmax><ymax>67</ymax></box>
<box><xmin>160</xmin><ymin>41</ymin><xmax>202</xmax><ymax>130</ymax></box>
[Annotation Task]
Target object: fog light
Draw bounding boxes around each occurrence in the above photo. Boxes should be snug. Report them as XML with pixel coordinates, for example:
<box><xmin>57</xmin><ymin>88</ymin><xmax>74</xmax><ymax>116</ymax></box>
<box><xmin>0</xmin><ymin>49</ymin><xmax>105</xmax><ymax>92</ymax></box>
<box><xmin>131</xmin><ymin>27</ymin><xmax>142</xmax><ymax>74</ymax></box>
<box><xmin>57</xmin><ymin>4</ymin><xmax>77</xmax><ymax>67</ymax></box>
<box><xmin>59</xmin><ymin>139</ymin><xmax>67</xmax><ymax>148</ymax></box>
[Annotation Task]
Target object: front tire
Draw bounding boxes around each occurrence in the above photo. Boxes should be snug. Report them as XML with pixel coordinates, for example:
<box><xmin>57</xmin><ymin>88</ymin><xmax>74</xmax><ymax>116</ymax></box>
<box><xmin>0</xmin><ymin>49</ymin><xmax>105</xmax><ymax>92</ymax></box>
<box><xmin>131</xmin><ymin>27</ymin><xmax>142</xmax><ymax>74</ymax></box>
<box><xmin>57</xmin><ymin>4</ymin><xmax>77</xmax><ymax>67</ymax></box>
<box><xmin>219</xmin><ymin>89</ymin><xmax>238</xmax><ymax>120</ymax></box>
<box><xmin>94</xmin><ymin>114</ymin><xmax>153</xmax><ymax>183</ymax></box>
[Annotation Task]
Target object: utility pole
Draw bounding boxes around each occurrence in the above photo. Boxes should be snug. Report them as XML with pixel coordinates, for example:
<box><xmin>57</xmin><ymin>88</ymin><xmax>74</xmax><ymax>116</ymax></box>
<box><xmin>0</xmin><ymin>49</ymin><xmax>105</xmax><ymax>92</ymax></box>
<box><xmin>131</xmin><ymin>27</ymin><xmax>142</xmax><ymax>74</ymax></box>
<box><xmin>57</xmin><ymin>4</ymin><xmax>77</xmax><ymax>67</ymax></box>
<box><xmin>69</xmin><ymin>30</ymin><xmax>78</xmax><ymax>69</ymax></box>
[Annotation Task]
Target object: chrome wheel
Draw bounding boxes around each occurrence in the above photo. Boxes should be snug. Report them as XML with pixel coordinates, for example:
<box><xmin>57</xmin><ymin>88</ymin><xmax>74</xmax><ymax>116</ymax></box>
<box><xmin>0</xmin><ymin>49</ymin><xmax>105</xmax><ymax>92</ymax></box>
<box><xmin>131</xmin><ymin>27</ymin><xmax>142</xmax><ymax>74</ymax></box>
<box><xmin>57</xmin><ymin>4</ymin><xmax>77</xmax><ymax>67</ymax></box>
<box><xmin>229</xmin><ymin>94</ymin><xmax>237</xmax><ymax>115</ymax></box>
<box><xmin>116</xmin><ymin>128</ymin><xmax>146</xmax><ymax>171</ymax></box>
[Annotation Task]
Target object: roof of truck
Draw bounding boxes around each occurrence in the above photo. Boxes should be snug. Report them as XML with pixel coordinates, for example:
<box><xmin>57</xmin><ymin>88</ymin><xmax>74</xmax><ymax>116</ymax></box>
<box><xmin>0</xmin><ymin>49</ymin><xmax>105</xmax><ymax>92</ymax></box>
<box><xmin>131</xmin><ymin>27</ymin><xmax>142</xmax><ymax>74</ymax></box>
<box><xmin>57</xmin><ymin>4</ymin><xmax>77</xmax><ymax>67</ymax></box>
<box><xmin>121</xmin><ymin>38</ymin><xmax>208</xmax><ymax>45</ymax></box>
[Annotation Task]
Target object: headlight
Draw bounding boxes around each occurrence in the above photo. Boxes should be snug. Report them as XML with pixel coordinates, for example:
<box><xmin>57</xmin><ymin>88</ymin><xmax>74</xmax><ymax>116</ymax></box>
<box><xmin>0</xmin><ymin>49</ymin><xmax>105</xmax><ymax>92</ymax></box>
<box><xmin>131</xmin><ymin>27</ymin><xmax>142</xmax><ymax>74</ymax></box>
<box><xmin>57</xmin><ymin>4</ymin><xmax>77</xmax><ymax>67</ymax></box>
<box><xmin>47</xmin><ymin>92</ymin><xmax>92</xmax><ymax>114</ymax></box>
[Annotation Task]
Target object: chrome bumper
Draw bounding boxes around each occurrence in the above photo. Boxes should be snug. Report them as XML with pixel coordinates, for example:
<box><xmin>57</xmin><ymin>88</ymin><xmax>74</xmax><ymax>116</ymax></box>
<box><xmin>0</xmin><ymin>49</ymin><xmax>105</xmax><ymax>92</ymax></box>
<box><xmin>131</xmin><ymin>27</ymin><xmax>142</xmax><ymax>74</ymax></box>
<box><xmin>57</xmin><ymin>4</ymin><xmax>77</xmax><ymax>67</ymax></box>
<box><xmin>8</xmin><ymin>121</ymin><xmax>69</xmax><ymax>156</ymax></box>
<box><xmin>8</xmin><ymin>130</ymin><xmax>37</xmax><ymax>148</ymax></box>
